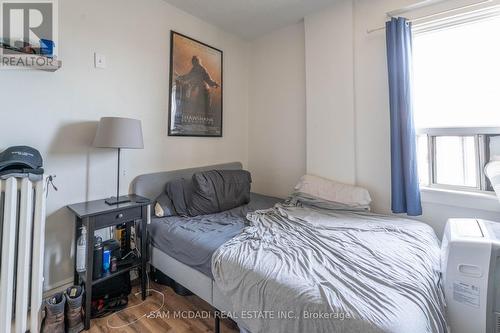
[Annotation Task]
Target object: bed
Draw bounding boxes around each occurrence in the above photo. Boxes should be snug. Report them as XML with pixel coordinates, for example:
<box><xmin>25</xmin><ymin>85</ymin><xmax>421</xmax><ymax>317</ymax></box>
<box><xmin>132</xmin><ymin>162</ymin><xmax>448</xmax><ymax>333</ymax></box>
<box><xmin>212</xmin><ymin>198</ymin><xmax>448</xmax><ymax>333</ymax></box>
<box><xmin>131</xmin><ymin>162</ymin><xmax>277</xmax><ymax>323</ymax></box>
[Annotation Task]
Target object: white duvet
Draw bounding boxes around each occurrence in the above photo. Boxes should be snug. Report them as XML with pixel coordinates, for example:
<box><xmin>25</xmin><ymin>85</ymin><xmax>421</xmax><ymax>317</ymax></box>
<box><xmin>212</xmin><ymin>203</ymin><xmax>448</xmax><ymax>333</ymax></box>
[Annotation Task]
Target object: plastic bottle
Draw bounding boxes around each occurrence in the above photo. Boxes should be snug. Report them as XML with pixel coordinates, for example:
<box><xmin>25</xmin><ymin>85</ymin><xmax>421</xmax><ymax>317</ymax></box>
<box><xmin>76</xmin><ymin>227</ymin><xmax>87</xmax><ymax>272</ymax></box>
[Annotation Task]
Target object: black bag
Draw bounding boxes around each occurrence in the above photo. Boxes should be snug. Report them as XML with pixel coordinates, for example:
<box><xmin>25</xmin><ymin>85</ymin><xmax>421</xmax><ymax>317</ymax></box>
<box><xmin>91</xmin><ymin>273</ymin><xmax>131</xmax><ymax>318</ymax></box>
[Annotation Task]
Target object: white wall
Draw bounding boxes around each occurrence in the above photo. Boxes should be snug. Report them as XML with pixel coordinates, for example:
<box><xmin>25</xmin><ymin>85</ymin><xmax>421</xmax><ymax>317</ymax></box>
<box><xmin>301</xmin><ymin>0</ymin><xmax>500</xmax><ymax>238</ymax></box>
<box><xmin>248</xmin><ymin>23</ymin><xmax>306</xmax><ymax>198</ymax></box>
<box><xmin>304</xmin><ymin>1</ymin><xmax>356</xmax><ymax>184</ymax></box>
<box><xmin>0</xmin><ymin>0</ymin><xmax>250</xmax><ymax>290</ymax></box>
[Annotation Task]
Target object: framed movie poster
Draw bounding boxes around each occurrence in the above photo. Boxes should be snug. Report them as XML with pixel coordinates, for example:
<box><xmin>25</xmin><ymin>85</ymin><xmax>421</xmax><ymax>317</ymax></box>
<box><xmin>168</xmin><ymin>31</ymin><xmax>223</xmax><ymax>137</ymax></box>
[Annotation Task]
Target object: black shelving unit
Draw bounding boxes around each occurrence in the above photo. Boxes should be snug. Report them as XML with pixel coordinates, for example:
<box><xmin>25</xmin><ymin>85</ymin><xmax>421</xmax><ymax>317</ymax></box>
<box><xmin>67</xmin><ymin>195</ymin><xmax>151</xmax><ymax>330</ymax></box>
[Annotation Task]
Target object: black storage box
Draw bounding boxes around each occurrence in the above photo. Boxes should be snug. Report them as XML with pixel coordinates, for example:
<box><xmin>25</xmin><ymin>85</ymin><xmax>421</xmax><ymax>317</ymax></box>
<box><xmin>151</xmin><ymin>266</ymin><xmax>193</xmax><ymax>296</ymax></box>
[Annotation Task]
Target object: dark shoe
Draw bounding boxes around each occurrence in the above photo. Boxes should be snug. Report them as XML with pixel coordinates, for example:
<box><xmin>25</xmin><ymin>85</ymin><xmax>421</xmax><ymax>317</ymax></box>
<box><xmin>65</xmin><ymin>285</ymin><xmax>84</xmax><ymax>333</ymax></box>
<box><xmin>41</xmin><ymin>292</ymin><xmax>65</xmax><ymax>333</ymax></box>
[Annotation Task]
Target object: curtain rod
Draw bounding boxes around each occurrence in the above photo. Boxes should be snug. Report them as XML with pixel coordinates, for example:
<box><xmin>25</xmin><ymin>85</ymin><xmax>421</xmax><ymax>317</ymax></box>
<box><xmin>366</xmin><ymin>0</ymin><xmax>493</xmax><ymax>34</ymax></box>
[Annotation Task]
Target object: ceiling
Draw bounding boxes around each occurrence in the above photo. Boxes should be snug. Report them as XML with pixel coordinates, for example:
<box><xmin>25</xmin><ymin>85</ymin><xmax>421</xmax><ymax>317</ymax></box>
<box><xmin>163</xmin><ymin>0</ymin><xmax>337</xmax><ymax>40</ymax></box>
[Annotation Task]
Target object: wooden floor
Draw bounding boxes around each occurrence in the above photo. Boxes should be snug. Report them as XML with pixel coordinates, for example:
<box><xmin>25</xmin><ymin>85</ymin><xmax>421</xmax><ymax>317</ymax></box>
<box><xmin>86</xmin><ymin>281</ymin><xmax>239</xmax><ymax>333</ymax></box>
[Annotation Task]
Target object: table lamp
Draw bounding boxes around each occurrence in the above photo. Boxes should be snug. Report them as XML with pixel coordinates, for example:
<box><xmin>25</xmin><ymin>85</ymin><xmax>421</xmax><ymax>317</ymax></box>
<box><xmin>93</xmin><ymin>117</ymin><xmax>144</xmax><ymax>205</ymax></box>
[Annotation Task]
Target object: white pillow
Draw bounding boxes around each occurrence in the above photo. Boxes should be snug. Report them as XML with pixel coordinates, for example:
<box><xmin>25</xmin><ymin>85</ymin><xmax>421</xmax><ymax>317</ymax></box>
<box><xmin>294</xmin><ymin>174</ymin><xmax>372</xmax><ymax>207</ymax></box>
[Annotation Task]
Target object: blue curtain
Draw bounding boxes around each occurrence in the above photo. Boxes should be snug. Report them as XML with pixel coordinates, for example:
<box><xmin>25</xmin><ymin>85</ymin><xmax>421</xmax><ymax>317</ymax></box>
<box><xmin>386</xmin><ymin>17</ymin><xmax>422</xmax><ymax>216</ymax></box>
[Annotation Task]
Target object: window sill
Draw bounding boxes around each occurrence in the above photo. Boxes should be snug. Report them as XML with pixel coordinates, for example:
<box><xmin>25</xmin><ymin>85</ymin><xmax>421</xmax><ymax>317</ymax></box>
<box><xmin>420</xmin><ymin>187</ymin><xmax>500</xmax><ymax>212</ymax></box>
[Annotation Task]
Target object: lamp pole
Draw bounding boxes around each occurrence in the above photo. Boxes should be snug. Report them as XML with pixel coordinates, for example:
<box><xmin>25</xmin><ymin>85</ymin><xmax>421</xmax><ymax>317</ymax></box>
<box><xmin>117</xmin><ymin>147</ymin><xmax>121</xmax><ymax>202</ymax></box>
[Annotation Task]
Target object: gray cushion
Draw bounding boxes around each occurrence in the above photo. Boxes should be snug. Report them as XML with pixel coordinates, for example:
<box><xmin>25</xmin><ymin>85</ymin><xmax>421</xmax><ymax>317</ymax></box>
<box><xmin>154</xmin><ymin>192</ymin><xmax>176</xmax><ymax>217</ymax></box>
<box><xmin>131</xmin><ymin>162</ymin><xmax>243</xmax><ymax>201</ymax></box>
<box><xmin>165</xmin><ymin>178</ymin><xmax>193</xmax><ymax>217</ymax></box>
<box><xmin>188</xmin><ymin>170</ymin><xmax>252</xmax><ymax>216</ymax></box>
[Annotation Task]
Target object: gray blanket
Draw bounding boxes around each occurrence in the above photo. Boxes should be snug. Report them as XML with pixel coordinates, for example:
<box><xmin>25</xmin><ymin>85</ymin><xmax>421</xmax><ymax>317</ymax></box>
<box><xmin>212</xmin><ymin>203</ymin><xmax>448</xmax><ymax>333</ymax></box>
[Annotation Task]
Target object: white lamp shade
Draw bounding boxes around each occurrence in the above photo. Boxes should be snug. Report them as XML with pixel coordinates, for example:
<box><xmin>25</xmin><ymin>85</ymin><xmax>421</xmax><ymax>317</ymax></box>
<box><xmin>93</xmin><ymin>117</ymin><xmax>144</xmax><ymax>149</ymax></box>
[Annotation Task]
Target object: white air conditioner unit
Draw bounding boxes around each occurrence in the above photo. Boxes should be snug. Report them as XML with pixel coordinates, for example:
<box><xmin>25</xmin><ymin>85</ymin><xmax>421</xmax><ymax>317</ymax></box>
<box><xmin>442</xmin><ymin>218</ymin><xmax>500</xmax><ymax>333</ymax></box>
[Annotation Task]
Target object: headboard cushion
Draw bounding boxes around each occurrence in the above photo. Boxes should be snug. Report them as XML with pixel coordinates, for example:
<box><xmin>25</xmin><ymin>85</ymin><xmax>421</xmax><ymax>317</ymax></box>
<box><xmin>130</xmin><ymin>162</ymin><xmax>243</xmax><ymax>200</ymax></box>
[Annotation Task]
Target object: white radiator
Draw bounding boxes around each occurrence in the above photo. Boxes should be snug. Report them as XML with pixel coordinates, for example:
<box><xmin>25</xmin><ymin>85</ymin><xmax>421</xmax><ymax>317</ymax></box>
<box><xmin>0</xmin><ymin>177</ymin><xmax>46</xmax><ymax>333</ymax></box>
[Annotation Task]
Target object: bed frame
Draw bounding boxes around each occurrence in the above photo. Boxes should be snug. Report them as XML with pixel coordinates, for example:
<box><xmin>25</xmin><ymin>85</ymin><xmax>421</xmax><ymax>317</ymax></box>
<box><xmin>130</xmin><ymin>162</ymin><xmax>243</xmax><ymax>332</ymax></box>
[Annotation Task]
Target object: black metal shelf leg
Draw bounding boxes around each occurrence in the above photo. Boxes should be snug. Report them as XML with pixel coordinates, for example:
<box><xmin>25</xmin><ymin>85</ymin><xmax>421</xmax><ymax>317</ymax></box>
<box><xmin>214</xmin><ymin>309</ymin><xmax>220</xmax><ymax>333</ymax></box>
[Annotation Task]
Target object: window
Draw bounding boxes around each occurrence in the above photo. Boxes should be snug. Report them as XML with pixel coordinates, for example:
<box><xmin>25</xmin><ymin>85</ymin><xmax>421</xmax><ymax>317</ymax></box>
<box><xmin>434</xmin><ymin>136</ymin><xmax>476</xmax><ymax>187</ymax></box>
<box><xmin>413</xmin><ymin>12</ymin><xmax>500</xmax><ymax>192</ymax></box>
<box><xmin>416</xmin><ymin>128</ymin><xmax>500</xmax><ymax>192</ymax></box>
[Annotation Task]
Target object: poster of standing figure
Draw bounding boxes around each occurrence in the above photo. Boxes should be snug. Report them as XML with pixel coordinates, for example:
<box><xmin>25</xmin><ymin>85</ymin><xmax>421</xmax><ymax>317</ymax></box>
<box><xmin>168</xmin><ymin>31</ymin><xmax>223</xmax><ymax>137</ymax></box>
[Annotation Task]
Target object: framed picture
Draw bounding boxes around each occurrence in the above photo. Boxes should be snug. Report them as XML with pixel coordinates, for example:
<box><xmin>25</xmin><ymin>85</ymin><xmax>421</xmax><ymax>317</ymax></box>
<box><xmin>168</xmin><ymin>31</ymin><xmax>223</xmax><ymax>137</ymax></box>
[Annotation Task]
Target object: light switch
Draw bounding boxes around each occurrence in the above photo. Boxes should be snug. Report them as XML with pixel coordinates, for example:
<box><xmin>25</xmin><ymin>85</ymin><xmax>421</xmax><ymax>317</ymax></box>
<box><xmin>94</xmin><ymin>53</ymin><xmax>106</xmax><ymax>69</ymax></box>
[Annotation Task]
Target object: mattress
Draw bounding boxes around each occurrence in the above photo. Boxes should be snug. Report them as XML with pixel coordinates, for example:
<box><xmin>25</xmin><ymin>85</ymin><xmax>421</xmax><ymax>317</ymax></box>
<box><xmin>148</xmin><ymin>193</ymin><xmax>281</xmax><ymax>277</ymax></box>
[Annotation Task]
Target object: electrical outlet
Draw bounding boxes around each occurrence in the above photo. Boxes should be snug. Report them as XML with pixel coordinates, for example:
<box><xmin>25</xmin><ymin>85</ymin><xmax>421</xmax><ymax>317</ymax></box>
<box><xmin>94</xmin><ymin>52</ymin><xmax>106</xmax><ymax>69</ymax></box>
